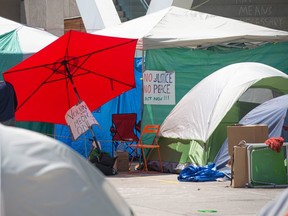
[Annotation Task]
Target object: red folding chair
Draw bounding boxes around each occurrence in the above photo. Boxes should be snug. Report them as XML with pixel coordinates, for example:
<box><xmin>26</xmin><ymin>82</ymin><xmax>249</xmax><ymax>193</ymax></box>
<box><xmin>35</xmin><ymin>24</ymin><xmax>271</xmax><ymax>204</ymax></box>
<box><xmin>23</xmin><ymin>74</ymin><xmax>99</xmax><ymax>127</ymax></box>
<box><xmin>110</xmin><ymin>113</ymin><xmax>139</xmax><ymax>158</ymax></box>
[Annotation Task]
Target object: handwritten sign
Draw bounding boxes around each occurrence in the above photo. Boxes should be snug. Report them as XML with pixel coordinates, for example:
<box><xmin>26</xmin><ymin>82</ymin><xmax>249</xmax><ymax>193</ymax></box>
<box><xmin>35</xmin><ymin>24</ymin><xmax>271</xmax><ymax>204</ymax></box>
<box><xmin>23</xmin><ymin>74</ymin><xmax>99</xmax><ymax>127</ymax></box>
<box><xmin>65</xmin><ymin>101</ymin><xmax>99</xmax><ymax>140</ymax></box>
<box><xmin>143</xmin><ymin>70</ymin><xmax>175</xmax><ymax>105</ymax></box>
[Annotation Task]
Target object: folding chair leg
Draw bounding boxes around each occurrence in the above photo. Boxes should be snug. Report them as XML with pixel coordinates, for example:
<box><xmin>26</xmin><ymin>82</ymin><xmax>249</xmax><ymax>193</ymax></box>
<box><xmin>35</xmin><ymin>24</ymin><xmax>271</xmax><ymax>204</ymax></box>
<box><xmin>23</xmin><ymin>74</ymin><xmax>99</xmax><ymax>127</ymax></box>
<box><xmin>145</xmin><ymin>148</ymin><xmax>163</xmax><ymax>172</ymax></box>
<box><xmin>142</xmin><ymin>148</ymin><xmax>149</xmax><ymax>171</ymax></box>
<box><xmin>129</xmin><ymin>147</ymin><xmax>138</xmax><ymax>170</ymax></box>
<box><xmin>157</xmin><ymin>148</ymin><xmax>163</xmax><ymax>172</ymax></box>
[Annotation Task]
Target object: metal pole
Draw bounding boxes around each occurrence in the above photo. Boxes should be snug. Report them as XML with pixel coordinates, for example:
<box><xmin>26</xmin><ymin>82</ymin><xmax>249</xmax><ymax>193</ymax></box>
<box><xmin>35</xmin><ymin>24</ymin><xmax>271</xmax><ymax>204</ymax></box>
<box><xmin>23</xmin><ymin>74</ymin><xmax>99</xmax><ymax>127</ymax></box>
<box><xmin>64</xmin><ymin>61</ymin><xmax>102</xmax><ymax>152</ymax></box>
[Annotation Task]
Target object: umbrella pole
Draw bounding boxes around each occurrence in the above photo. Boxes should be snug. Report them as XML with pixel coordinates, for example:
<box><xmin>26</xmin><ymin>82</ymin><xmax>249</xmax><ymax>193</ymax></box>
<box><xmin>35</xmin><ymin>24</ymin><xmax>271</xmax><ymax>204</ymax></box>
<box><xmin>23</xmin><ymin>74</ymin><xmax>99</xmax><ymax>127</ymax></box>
<box><xmin>65</xmin><ymin>64</ymin><xmax>117</xmax><ymax>173</ymax></box>
<box><xmin>65</xmin><ymin>64</ymin><xmax>102</xmax><ymax>153</ymax></box>
<box><xmin>89</xmin><ymin>125</ymin><xmax>101</xmax><ymax>151</ymax></box>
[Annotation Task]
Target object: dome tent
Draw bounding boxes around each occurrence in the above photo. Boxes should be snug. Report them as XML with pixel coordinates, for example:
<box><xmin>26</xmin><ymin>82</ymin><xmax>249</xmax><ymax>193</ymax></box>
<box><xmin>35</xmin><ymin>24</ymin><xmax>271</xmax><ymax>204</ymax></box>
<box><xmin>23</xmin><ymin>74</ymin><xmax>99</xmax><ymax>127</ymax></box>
<box><xmin>1</xmin><ymin>124</ymin><xmax>133</xmax><ymax>216</ymax></box>
<box><xmin>214</xmin><ymin>94</ymin><xmax>288</xmax><ymax>169</ymax></box>
<box><xmin>154</xmin><ymin>62</ymin><xmax>288</xmax><ymax>171</ymax></box>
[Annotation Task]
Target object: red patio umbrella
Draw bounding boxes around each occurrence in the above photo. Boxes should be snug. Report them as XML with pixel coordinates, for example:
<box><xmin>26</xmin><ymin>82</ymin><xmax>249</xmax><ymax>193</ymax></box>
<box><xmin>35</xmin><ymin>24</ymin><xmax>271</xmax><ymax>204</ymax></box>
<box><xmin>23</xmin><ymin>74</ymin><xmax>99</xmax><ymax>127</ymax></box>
<box><xmin>3</xmin><ymin>30</ymin><xmax>137</xmax><ymax>125</ymax></box>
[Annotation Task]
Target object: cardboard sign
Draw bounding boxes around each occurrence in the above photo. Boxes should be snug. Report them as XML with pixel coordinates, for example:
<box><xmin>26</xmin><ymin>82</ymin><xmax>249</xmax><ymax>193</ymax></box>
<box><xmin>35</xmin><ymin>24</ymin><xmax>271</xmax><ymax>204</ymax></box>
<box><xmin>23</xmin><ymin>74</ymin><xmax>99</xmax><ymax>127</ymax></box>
<box><xmin>65</xmin><ymin>101</ymin><xmax>99</xmax><ymax>140</ymax></box>
<box><xmin>143</xmin><ymin>70</ymin><xmax>175</xmax><ymax>105</ymax></box>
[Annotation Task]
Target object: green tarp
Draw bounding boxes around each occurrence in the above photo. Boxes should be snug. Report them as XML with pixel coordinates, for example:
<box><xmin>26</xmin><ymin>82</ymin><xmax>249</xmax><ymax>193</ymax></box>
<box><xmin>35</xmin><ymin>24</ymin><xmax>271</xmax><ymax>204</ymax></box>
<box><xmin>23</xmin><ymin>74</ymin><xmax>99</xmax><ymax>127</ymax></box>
<box><xmin>143</xmin><ymin>42</ymin><xmax>288</xmax><ymax>168</ymax></box>
<box><xmin>0</xmin><ymin>30</ymin><xmax>22</xmax><ymax>80</ymax></box>
<box><xmin>144</xmin><ymin>42</ymin><xmax>288</xmax><ymax>126</ymax></box>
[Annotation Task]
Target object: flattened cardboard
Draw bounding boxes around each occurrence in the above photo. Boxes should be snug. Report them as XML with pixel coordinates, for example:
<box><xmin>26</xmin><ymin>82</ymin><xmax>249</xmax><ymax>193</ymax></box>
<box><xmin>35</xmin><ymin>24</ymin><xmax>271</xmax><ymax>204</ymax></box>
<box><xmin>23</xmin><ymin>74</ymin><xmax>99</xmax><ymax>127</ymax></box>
<box><xmin>231</xmin><ymin>146</ymin><xmax>248</xmax><ymax>188</ymax></box>
<box><xmin>227</xmin><ymin>124</ymin><xmax>268</xmax><ymax>157</ymax></box>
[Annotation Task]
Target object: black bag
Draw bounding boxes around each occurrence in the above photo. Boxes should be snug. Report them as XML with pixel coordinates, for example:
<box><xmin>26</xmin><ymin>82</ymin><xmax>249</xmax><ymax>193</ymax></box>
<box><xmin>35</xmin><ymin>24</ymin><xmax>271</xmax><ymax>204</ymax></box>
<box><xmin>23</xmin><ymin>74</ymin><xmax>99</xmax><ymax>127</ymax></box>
<box><xmin>90</xmin><ymin>152</ymin><xmax>118</xmax><ymax>176</ymax></box>
<box><xmin>95</xmin><ymin>162</ymin><xmax>117</xmax><ymax>176</ymax></box>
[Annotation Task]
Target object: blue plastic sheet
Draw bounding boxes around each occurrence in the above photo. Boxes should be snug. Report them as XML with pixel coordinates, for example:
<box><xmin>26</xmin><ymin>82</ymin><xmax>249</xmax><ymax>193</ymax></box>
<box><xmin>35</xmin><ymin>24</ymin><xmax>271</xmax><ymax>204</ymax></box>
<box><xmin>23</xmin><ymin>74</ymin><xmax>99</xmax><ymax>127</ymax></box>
<box><xmin>178</xmin><ymin>163</ymin><xmax>225</xmax><ymax>182</ymax></box>
<box><xmin>54</xmin><ymin>57</ymin><xmax>143</xmax><ymax>158</ymax></box>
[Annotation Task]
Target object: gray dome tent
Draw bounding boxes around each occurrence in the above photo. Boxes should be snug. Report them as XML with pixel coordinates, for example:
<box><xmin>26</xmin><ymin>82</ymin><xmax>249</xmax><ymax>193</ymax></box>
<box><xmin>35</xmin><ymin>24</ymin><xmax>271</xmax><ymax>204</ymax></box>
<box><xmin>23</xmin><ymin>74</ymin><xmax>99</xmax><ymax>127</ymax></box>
<box><xmin>1</xmin><ymin>124</ymin><xmax>134</xmax><ymax>216</ymax></box>
<box><xmin>214</xmin><ymin>94</ymin><xmax>288</xmax><ymax>169</ymax></box>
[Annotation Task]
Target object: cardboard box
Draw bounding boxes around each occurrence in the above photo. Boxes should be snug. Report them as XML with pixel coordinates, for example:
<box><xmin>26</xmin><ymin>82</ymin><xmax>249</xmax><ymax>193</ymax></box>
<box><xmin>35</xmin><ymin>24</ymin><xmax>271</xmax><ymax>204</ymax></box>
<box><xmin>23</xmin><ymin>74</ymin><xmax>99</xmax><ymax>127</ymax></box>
<box><xmin>115</xmin><ymin>151</ymin><xmax>129</xmax><ymax>172</ymax></box>
<box><xmin>231</xmin><ymin>146</ymin><xmax>248</xmax><ymax>188</ymax></box>
<box><xmin>227</xmin><ymin>124</ymin><xmax>268</xmax><ymax>157</ymax></box>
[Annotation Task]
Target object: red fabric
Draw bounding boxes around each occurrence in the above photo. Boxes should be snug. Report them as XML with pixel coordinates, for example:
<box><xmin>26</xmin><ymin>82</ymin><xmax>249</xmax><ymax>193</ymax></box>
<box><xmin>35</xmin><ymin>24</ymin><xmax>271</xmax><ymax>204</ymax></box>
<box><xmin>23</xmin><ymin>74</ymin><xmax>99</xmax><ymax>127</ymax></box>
<box><xmin>265</xmin><ymin>137</ymin><xmax>284</xmax><ymax>153</ymax></box>
<box><xmin>111</xmin><ymin>113</ymin><xmax>139</xmax><ymax>141</ymax></box>
<box><xmin>3</xmin><ymin>30</ymin><xmax>137</xmax><ymax>124</ymax></box>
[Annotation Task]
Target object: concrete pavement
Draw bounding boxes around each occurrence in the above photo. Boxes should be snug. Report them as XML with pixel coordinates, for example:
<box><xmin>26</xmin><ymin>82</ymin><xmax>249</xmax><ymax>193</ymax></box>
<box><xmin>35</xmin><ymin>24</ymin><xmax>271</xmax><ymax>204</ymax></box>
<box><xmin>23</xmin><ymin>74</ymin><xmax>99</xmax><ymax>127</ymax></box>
<box><xmin>107</xmin><ymin>172</ymin><xmax>287</xmax><ymax>216</ymax></box>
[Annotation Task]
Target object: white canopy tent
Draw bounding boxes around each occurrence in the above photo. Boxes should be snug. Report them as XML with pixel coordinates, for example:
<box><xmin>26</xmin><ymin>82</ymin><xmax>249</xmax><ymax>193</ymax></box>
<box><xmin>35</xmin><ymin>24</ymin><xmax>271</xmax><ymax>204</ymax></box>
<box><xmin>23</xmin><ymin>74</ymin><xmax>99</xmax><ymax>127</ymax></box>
<box><xmin>0</xmin><ymin>16</ymin><xmax>58</xmax><ymax>58</ymax></box>
<box><xmin>94</xmin><ymin>6</ymin><xmax>288</xmax><ymax>50</ymax></box>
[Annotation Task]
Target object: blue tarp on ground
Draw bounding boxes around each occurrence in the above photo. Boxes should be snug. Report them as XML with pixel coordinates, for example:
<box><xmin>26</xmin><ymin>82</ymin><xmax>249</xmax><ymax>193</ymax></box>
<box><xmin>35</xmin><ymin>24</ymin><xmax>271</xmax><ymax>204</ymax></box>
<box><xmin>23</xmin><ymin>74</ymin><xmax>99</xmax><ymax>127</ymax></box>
<box><xmin>178</xmin><ymin>163</ymin><xmax>225</xmax><ymax>182</ymax></box>
<box><xmin>54</xmin><ymin>57</ymin><xmax>143</xmax><ymax>158</ymax></box>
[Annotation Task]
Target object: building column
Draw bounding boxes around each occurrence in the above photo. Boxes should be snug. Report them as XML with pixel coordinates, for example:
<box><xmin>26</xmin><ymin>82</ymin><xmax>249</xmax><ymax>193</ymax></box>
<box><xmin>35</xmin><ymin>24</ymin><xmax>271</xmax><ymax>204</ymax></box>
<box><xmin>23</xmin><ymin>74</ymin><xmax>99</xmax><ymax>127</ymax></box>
<box><xmin>24</xmin><ymin>0</ymin><xmax>64</xmax><ymax>36</ymax></box>
<box><xmin>76</xmin><ymin>0</ymin><xmax>121</xmax><ymax>32</ymax></box>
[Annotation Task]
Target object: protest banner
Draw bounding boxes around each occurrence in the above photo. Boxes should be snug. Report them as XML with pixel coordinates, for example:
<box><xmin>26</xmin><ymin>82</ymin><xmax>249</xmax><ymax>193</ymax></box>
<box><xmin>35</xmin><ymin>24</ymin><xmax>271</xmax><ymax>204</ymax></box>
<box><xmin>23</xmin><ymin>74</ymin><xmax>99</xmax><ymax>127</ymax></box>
<box><xmin>143</xmin><ymin>70</ymin><xmax>175</xmax><ymax>105</ymax></box>
<box><xmin>65</xmin><ymin>101</ymin><xmax>99</xmax><ymax>140</ymax></box>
